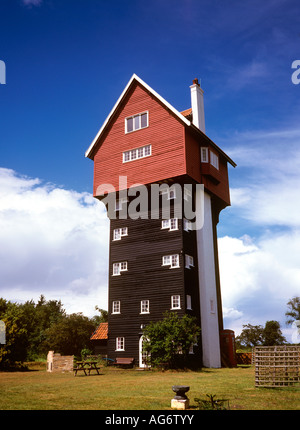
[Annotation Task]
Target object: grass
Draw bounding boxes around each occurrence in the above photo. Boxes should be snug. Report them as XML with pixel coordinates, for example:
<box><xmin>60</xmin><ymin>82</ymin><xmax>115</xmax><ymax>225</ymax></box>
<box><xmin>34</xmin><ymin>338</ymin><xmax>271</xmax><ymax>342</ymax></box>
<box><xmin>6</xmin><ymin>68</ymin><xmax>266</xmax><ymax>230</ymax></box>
<box><xmin>0</xmin><ymin>363</ymin><xmax>299</xmax><ymax>410</ymax></box>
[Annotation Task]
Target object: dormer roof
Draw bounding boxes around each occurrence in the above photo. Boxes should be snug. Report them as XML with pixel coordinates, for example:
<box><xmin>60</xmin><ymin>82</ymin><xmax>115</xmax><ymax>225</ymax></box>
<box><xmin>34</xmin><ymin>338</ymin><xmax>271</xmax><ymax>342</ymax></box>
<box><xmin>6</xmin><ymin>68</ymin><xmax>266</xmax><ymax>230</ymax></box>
<box><xmin>85</xmin><ymin>74</ymin><xmax>236</xmax><ymax>167</ymax></box>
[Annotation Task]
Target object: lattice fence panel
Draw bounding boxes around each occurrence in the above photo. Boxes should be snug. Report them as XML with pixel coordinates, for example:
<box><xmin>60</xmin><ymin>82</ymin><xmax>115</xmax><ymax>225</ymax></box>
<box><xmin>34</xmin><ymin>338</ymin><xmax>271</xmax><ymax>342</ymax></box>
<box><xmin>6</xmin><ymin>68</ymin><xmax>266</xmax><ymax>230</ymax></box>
<box><xmin>254</xmin><ymin>346</ymin><xmax>300</xmax><ymax>387</ymax></box>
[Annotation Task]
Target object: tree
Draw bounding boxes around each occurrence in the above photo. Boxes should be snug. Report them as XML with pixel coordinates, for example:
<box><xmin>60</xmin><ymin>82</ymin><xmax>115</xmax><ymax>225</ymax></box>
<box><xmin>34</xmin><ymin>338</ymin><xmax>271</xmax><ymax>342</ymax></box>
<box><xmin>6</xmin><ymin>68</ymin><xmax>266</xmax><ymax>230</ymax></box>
<box><xmin>0</xmin><ymin>296</ymin><xmax>97</xmax><ymax>366</ymax></box>
<box><xmin>285</xmin><ymin>297</ymin><xmax>300</xmax><ymax>326</ymax></box>
<box><xmin>235</xmin><ymin>324</ymin><xmax>264</xmax><ymax>348</ymax></box>
<box><xmin>142</xmin><ymin>312</ymin><xmax>200</xmax><ymax>369</ymax></box>
<box><xmin>90</xmin><ymin>306</ymin><xmax>108</xmax><ymax>326</ymax></box>
<box><xmin>27</xmin><ymin>295</ymin><xmax>66</xmax><ymax>358</ymax></box>
<box><xmin>43</xmin><ymin>312</ymin><xmax>96</xmax><ymax>356</ymax></box>
<box><xmin>262</xmin><ymin>320</ymin><xmax>286</xmax><ymax>345</ymax></box>
<box><xmin>236</xmin><ymin>321</ymin><xmax>286</xmax><ymax>348</ymax></box>
<box><xmin>0</xmin><ymin>300</ymin><xmax>29</xmax><ymax>367</ymax></box>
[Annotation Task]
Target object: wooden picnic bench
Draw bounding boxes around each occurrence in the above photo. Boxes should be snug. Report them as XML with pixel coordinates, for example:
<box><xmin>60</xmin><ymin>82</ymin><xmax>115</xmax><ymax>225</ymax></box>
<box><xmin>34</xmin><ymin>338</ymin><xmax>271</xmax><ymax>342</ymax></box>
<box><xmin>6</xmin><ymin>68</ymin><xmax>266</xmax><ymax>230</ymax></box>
<box><xmin>73</xmin><ymin>360</ymin><xmax>101</xmax><ymax>376</ymax></box>
<box><xmin>115</xmin><ymin>357</ymin><xmax>135</xmax><ymax>368</ymax></box>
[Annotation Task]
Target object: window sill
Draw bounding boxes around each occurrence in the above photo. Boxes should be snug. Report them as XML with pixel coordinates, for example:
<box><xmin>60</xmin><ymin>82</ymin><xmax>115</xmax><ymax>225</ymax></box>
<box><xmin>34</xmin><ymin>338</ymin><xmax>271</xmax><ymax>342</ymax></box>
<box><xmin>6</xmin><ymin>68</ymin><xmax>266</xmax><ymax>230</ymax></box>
<box><xmin>201</xmin><ymin>163</ymin><xmax>221</xmax><ymax>184</ymax></box>
<box><xmin>125</xmin><ymin>125</ymin><xmax>149</xmax><ymax>135</ymax></box>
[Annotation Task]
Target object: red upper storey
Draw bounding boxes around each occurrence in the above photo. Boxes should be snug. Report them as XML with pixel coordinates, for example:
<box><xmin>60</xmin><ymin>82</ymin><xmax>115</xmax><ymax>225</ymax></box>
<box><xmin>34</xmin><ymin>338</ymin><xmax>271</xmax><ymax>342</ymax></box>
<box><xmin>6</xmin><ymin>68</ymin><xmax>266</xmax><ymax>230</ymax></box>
<box><xmin>86</xmin><ymin>75</ymin><xmax>236</xmax><ymax>207</ymax></box>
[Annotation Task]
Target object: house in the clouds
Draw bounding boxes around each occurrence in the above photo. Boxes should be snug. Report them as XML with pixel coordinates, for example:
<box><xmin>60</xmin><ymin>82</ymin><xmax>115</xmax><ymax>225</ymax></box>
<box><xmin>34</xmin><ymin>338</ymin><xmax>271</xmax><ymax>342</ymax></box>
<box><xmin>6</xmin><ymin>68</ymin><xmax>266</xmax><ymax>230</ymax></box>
<box><xmin>86</xmin><ymin>74</ymin><xmax>236</xmax><ymax>368</ymax></box>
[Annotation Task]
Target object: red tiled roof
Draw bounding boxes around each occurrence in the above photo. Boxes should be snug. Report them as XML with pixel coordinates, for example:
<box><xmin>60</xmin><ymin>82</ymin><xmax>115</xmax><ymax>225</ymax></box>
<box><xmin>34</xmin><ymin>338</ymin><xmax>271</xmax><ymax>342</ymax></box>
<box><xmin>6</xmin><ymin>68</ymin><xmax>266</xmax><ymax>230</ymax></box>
<box><xmin>181</xmin><ymin>108</ymin><xmax>192</xmax><ymax>117</ymax></box>
<box><xmin>90</xmin><ymin>322</ymin><xmax>108</xmax><ymax>340</ymax></box>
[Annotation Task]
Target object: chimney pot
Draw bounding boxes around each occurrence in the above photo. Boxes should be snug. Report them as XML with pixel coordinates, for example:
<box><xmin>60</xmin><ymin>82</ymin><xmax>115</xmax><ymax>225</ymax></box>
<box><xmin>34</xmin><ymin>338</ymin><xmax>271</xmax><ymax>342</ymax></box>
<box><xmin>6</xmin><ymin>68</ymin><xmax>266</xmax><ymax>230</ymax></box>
<box><xmin>193</xmin><ymin>78</ymin><xmax>200</xmax><ymax>86</ymax></box>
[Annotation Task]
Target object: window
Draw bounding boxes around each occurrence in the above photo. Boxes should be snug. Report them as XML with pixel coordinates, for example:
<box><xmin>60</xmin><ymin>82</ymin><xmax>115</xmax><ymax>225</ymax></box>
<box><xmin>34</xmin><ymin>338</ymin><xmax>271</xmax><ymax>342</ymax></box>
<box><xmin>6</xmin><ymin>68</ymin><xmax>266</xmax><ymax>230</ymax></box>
<box><xmin>189</xmin><ymin>344</ymin><xmax>194</xmax><ymax>354</ymax></box>
<box><xmin>162</xmin><ymin>254</ymin><xmax>179</xmax><ymax>268</ymax></box>
<box><xmin>201</xmin><ymin>147</ymin><xmax>219</xmax><ymax>170</ymax></box>
<box><xmin>161</xmin><ymin>218</ymin><xmax>178</xmax><ymax>231</ymax></box>
<box><xmin>184</xmin><ymin>187</ymin><xmax>192</xmax><ymax>202</ymax></box>
<box><xmin>113</xmin><ymin>261</ymin><xmax>128</xmax><ymax>276</ymax></box>
<box><xmin>140</xmin><ymin>300</ymin><xmax>150</xmax><ymax>314</ymax></box>
<box><xmin>210</xmin><ymin>150</ymin><xmax>219</xmax><ymax>170</ymax></box>
<box><xmin>171</xmin><ymin>295</ymin><xmax>181</xmax><ymax>309</ymax></box>
<box><xmin>113</xmin><ymin>227</ymin><xmax>128</xmax><ymax>241</ymax></box>
<box><xmin>185</xmin><ymin>254</ymin><xmax>194</xmax><ymax>269</ymax></box>
<box><xmin>112</xmin><ymin>301</ymin><xmax>120</xmax><ymax>314</ymax></box>
<box><xmin>183</xmin><ymin>218</ymin><xmax>192</xmax><ymax>232</ymax></box>
<box><xmin>159</xmin><ymin>185</ymin><xmax>176</xmax><ymax>200</ymax></box>
<box><xmin>116</xmin><ymin>337</ymin><xmax>125</xmax><ymax>351</ymax></box>
<box><xmin>125</xmin><ymin>112</ymin><xmax>148</xmax><ymax>133</ymax></box>
<box><xmin>186</xmin><ymin>295</ymin><xmax>192</xmax><ymax>310</ymax></box>
<box><xmin>123</xmin><ymin>144</ymin><xmax>152</xmax><ymax>163</ymax></box>
<box><xmin>201</xmin><ymin>147</ymin><xmax>209</xmax><ymax>163</ymax></box>
<box><xmin>115</xmin><ymin>197</ymin><xmax>128</xmax><ymax>211</ymax></box>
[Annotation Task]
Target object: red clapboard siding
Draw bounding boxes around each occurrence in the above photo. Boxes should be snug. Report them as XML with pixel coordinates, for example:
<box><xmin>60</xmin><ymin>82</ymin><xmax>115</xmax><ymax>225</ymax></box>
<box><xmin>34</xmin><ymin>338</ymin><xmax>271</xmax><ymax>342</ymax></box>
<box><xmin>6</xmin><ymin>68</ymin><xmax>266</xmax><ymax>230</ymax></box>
<box><xmin>93</xmin><ymin>83</ymin><xmax>186</xmax><ymax>195</ymax></box>
<box><xmin>185</xmin><ymin>129</ymin><xmax>231</xmax><ymax>206</ymax></box>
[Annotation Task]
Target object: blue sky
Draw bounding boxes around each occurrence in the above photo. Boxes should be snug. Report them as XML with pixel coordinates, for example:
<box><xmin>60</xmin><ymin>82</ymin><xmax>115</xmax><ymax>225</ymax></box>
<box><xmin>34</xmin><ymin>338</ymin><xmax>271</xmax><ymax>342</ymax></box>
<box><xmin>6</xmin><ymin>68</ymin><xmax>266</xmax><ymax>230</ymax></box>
<box><xmin>0</xmin><ymin>0</ymin><xmax>299</xmax><ymax>341</ymax></box>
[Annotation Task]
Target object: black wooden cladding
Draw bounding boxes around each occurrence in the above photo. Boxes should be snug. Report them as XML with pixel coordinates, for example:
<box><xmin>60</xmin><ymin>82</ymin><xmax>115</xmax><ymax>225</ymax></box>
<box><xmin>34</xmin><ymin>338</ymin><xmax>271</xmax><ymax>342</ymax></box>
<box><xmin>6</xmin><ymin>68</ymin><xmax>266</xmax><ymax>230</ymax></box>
<box><xmin>106</xmin><ymin>192</ymin><xmax>202</xmax><ymax>366</ymax></box>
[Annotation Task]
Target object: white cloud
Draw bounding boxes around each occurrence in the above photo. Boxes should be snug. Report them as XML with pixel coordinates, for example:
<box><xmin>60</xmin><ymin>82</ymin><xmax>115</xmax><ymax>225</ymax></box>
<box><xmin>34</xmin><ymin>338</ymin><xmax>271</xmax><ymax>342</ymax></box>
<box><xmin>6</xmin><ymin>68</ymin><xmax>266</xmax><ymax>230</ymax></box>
<box><xmin>0</xmin><ymin>168</ymin><xmax>109</xmax><ymax>317</ymax></box>
<box><xmin>217</xmin><ymin>126</ymin><xmax>300</xmax><ymax>341</ymax></box>
<box><xmin>223</xmin><ymin>127</ymin><xmax>300</xmax><ymax>228</ymax></box>
<box><xmin>227</xmin><ymin>61</ymin><xmax>269</xmax><ymax>91</ymax></box>
<box><xmin>22</xmin><ymin>0</ymin><xmax>42</xmax><ymax>6</ymax></box>
<box><xmin>218</xmin><ymin>232</ymin><xmax>300</xmax><ymax>340</ymax></box>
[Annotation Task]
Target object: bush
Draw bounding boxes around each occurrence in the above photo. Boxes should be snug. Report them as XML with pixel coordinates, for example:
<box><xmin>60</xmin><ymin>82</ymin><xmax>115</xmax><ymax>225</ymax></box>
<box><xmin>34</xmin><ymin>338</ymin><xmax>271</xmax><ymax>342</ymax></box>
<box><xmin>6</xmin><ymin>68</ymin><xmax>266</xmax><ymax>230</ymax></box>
<box><xmin>142</xmin><ymin>311</ymin><xmax>200</xmax><ymax>369</ymax></box>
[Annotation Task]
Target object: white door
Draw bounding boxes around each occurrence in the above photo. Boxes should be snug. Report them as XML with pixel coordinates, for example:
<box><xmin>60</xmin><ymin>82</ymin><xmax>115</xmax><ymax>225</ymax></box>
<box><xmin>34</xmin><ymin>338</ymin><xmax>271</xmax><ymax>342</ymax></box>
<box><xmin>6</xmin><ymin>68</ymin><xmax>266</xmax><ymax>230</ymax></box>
<box><xmin>139</xmin><ymin>336</ymin><xmax>149</xmax><ymax>368</ymax></box>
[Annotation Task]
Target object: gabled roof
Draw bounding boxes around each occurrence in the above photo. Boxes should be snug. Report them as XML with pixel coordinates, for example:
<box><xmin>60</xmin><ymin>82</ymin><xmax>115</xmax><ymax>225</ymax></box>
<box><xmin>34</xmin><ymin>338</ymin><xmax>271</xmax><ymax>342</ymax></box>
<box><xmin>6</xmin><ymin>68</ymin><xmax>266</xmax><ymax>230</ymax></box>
<box><xmin>85</xmin><ymin>74</ymin><xmax>236</xmax><ymax>167</ymax></box>
<box><xmin>85</xmin><ymin>74</ymin><xmax>191</xmax><ymax>160</ymax></box>
<box><xmin>90</xmin><ymin>322</ymin><xmax>108</xmax><ymax>340</ymax></box>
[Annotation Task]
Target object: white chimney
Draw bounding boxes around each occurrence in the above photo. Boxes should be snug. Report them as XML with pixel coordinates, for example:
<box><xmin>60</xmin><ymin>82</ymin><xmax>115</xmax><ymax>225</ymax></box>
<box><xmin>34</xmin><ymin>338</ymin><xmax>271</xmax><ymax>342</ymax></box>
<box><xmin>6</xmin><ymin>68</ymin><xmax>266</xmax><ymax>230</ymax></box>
<box><xmin>190</xmin><ymin>78</ymin><xmax>205</xmax><ymax>133</ymax></box>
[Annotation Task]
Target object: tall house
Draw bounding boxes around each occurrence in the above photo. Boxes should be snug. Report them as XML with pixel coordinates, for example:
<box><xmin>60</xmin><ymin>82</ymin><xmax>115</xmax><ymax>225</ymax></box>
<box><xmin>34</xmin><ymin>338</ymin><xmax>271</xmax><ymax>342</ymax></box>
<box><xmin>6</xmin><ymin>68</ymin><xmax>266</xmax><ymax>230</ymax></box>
<box><xmin>86</xmin><ymin>74</ymin><xmax>236</xmax><ymax>368</ymax></box>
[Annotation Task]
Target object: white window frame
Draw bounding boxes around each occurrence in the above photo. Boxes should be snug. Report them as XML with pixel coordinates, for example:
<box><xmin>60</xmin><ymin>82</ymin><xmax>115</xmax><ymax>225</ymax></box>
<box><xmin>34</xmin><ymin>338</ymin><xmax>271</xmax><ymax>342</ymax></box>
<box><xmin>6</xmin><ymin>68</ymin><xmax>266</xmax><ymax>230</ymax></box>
<box><xmin>162</xmin><ymin>254</ymin><xmax>179</xmax><ymax>268</ymax></box>
<box><xmin>184</xmin><ymin>187</ymin><xmax>192</xmax><ymax>202</ymax></box>
<box><xmin>161</xmin><ymin>218</ymin><xmax>178</xmax><ymax>231</ymax></box>
<box><xmin>186</xmin><ymin>295</ymin><xmax>192</xmax><ymax>310</ymax></box>
<box><xmin>113</xmin><ymin>227</ymin><xmax>128</xmax><ymax>241</ymax></box>
<box><xmin>112</xmin><ymin>300</ymin><xmax>121</xmax><ymax>314</ymax></box>
<box><xmin>123</xmin><ymin>144</ymin><xmax>152</xmax><ymax>163</ymax></box>
<box><xmin>201</xmin><ymin>147</ymin><xmax>219</xmax><ymax>170</ymax></box>
<box><xmin>140</xmin><ymin>300</ymin><xmax>150</xmax><ymax>314</ymax></box>
<box><xmin>171</xmin><ymin>295</ymin><xmax>181</xmax><ymax>310</ymax></box>
<box><xmin>112</xmin><ymin>261</ymin><xmax>128</xmax><ymax>276</ymax></box>
<box><xmin>210</xmin><ymin>150</ymin><xmax>219</xmax><ymax>170</ymax></box>
<box><xmin>116</xmin><ymin>337</ymin><xmax>125</xmax><ymax>351</ymax></box>
<box><xmin>201</xmin><ymin>147</ymin><xmax>209</xmax><ymax>163</ymax></box>
<box><xmin>185</xmin><ymin>254</ymin><xmax>194</xmax><ymax>269</ymax></box>
<box><xmin>125</xmin><ymin>111</ymin><xmax>149</xmax><ymax>133</ymax></box>
<box><xmin>183</xmin><ymin>218</ymin><xmax>192</xmax><ymax>232</ymax></box>
<box><xmin>159</xmin><ymin>185</ymin><xmax>176</xmax><ymax>200</ymax></box>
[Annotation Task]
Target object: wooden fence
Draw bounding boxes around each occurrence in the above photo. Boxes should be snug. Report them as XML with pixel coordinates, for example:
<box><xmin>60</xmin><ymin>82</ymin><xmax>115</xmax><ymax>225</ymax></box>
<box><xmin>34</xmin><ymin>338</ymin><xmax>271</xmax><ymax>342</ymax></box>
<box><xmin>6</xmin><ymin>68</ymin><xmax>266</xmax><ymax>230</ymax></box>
<box><xmin>254</xmin><ymin>346</ymin><xmax>300</xmax><ymax>387</ymax></box>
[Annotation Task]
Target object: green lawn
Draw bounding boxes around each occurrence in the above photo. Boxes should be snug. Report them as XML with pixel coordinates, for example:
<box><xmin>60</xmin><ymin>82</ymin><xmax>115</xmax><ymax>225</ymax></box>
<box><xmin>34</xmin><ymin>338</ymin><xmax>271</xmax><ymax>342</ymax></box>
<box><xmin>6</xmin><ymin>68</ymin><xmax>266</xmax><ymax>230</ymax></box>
<box><xmin>0</xmin><ymin>364</ymin><xmax>299</xmax><ymax>410</ymax></box>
